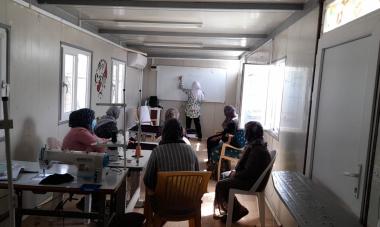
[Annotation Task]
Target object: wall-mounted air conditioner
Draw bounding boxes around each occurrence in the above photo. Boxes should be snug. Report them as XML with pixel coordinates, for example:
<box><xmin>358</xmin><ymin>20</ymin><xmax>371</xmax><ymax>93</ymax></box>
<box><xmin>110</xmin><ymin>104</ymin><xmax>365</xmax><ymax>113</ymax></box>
<box><xmin>127</xmin><ymin>52</ymin><xmax>147</xmax><ymax>69</ymax></box>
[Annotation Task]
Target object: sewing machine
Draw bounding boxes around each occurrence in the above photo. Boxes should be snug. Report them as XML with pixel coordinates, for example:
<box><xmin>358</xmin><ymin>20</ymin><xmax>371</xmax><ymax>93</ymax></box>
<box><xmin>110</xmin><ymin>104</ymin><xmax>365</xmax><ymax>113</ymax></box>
<box><xmin>39</xmin><ymin>148</ymin><xmax>108</xmax><ymax>182</ymax></box>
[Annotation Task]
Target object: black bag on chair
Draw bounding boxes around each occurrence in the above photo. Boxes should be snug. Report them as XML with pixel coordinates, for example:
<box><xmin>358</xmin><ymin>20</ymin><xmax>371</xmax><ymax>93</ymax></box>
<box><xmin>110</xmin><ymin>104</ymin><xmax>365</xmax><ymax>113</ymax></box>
<box><xmin>148</xmin><ymin>96</ymin><xmax>160</xmax><ymax>108</ymax></box>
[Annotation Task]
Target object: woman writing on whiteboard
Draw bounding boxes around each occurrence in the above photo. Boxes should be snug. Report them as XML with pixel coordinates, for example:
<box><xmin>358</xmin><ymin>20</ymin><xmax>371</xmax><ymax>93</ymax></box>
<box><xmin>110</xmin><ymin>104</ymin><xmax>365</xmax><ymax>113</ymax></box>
<box><xmin>179</xmin><ymin>76</ymin><xmax>205</xmax><ymax>141</ymax></box>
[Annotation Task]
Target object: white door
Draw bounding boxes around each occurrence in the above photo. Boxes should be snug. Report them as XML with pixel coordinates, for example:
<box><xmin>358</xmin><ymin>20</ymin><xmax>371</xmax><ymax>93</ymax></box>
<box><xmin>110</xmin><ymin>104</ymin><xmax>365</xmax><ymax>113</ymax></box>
<box><xmin>308</xmin><ymin>11</ymin><xmax>380</xmax><ymax>218</ymax></box>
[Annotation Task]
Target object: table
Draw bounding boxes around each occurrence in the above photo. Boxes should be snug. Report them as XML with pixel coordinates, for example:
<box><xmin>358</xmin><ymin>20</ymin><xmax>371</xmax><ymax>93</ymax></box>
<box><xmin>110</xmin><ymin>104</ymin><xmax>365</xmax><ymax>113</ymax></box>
<box><xmin>108</xmin><ymin>149</ymin><xmax>152</xmax><ymax>212</ymax></box>
<box><xmin>108</xmin><ymin>149</ymin><xmax>152</xmax><ymax>169</ymax></box>
<box><xmin>129</xmin><ymin>125</ymin><xmax>161</xmax><ymax>138</ymax></box>
<box><xmin>272</xmin><ymin>171</ymin><xmax>362</xmax><ymax>227</ymax></box>
<box><xmin>0</xmin><ymin>161</ymin><xmax>127</xmax><ymax>227</ymax></box>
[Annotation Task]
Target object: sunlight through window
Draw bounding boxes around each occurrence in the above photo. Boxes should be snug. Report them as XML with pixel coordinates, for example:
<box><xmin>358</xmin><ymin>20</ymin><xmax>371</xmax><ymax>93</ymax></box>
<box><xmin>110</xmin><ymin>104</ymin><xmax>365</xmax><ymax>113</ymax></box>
<box><xmin>324</xmin><ymin>0</ymin><xmax>380</xmax><ymax>33</ymax></box>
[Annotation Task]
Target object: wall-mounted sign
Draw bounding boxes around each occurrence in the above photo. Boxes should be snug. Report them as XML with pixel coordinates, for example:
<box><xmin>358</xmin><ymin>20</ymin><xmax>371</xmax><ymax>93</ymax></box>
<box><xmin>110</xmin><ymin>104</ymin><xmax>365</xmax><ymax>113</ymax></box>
<box><xmin>94</xmin><ymin>59</ymin><xmax>108</xmax><ymax>98</ymax></box>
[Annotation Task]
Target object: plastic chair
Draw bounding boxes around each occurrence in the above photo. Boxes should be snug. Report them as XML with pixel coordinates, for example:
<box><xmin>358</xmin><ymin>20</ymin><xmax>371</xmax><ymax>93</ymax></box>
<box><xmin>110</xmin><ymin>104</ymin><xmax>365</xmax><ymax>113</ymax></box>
<box><xmin>144</xmin><ymin>171</ymin><xmax>211</xmax><ymax>227</ymax></box>
<box><xmin>217</xmin><ymin>129</ymin><xmax>246</xmax><ymax>181</ymax></box>
<box><xmin>226</xmin><ymin>150</ymin><xmax>277</xmax><ymax>227</ymax></box>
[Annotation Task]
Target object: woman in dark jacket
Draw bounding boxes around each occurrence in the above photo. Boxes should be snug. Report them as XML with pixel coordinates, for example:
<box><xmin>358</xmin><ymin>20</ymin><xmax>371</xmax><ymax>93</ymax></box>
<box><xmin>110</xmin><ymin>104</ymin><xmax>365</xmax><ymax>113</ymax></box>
<box><xmin>214</xmin><ymin>121</ymin><xmax>271</xmax><ymax>223</ymax></box>
<box><xmin>206</xmin><ymin>105</ymin><xmax>238</xmax><ymax>162</ymax></box>
<box><xmin>94</xmin><ymin>106</ymin><xmax>120</xmax><ymax>139</ymax></box>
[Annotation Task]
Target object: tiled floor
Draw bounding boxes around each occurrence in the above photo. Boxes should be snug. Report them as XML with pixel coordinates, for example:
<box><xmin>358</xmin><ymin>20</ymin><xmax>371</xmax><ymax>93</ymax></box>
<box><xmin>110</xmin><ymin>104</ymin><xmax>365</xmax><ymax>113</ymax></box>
<box><xmin>21</xmin><ymin>139</ymin><xmax>281</xmax><ymax>227</ymax></box>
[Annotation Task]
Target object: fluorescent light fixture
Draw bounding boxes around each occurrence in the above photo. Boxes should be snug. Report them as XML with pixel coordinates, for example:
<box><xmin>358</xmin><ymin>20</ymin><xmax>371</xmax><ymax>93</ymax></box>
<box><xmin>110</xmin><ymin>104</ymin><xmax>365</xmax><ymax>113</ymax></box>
<box><xmin>80</xmin><ymin>19</ymin><xmax>202</xmax><ymax>29</ymax></box>
<box><xmin>143</xmin><ymin>42</ymin><xmax>203</xmax><ymax>48</ymax></box>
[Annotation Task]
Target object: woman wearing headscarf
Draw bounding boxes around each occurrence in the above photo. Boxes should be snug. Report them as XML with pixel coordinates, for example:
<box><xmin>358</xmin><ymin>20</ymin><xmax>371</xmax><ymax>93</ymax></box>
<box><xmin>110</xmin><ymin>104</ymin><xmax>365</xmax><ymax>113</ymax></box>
<box><xmin>179</xmin><ymin>76</ymin><xmax>205</xmax><ymax>141</ymax></box>
<box><xmin>164</xmin><ymin>107</ymin><xmax>180</xmax><ymax>122</ymax></box>
<box><xmin>144</xmin><ymin>118</ymin><xmax>199</xmax><ymax>190</ymax></box>
<box><xmin>206</xmin><ymin>105</ymin><xmax>238</xmax><ymax>162</ymax></box>
<box><xmin>214</xmin><ymin>121</ymin><xmax>271</xmax><ymax>223</ymax></box>
<box><xmin>62</xmin><ymin>108</ymin><xmax>105</xmax><ymax>153</ymax></box>
<box><xmin>94</xmin><ymin>106</ymin><xmax>121</xmax><ymax>139</ymax></box>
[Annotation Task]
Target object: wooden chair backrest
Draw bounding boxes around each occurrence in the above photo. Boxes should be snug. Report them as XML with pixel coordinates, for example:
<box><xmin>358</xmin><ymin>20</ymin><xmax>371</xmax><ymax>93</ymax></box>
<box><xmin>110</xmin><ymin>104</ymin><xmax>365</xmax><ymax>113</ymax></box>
<box><xmin>155</xmin><ymin>171</ymin><xmax>211</xmax><ymax>212</ymax></box>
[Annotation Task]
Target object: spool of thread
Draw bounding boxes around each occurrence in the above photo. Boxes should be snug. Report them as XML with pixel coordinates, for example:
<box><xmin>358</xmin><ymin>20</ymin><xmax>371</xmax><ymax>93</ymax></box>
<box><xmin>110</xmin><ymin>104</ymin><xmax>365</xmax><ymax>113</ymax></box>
<box><xmin>135</xmin><ymin>145</ymin><xmax>141</xmax><ymax>158</ymax></box>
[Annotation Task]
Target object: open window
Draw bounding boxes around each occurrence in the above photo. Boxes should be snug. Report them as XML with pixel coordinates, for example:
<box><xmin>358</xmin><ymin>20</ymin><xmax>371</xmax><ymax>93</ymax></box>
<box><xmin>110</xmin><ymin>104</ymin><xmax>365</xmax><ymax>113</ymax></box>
<box><xmin>111</xmin><ymin>59</ymin><xmax>126</xmax><ymax>104</ymax></box>
<box><xmin>240</xmin><ymin>58</ymin><xmax>286</xmax><ymax>139</ymax></box>
<box><xmin>323</xmin><ymin>0</ymin><xmax>380</xmax><ymax>33</ymax></box>
<box><xmin>60</xmin><ymin>43</ymin><xmax>92</xmax><ymax>122</ymax></box>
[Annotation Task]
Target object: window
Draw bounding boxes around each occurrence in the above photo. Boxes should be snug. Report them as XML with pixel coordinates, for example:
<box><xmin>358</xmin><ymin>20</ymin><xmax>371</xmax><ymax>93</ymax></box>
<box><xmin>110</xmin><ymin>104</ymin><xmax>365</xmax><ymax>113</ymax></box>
<box><xmin>323</xmin><ymin>0</ymin><xmax>380</xmax><ymax>33</ymax></box>
<box><xmin>240</xmin><ymin>59</ymin><xmax>286</xmax><ymax>138</ymax></box>
<box><xmin>111</xmin><ymin>59</ymin><xmax>126</xmax><ymax>104</ymax></box>
<box><xmin>60</xmin><ymin>44</ymin><xmax>91</xmax><ymax>122</ymax></box>
<box><xmin>0</xmin><ymin>27</ymin><xmax>7</xmax><ymax>138</ymax></box>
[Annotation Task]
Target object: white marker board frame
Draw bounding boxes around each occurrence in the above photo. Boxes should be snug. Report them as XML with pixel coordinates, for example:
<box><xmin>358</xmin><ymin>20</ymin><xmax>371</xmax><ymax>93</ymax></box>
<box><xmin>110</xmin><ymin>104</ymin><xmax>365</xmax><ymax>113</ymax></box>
<box><xmin>156</xmin><ymin>65</ymin><xmax>226</xmax><ymax>103</ymax></box>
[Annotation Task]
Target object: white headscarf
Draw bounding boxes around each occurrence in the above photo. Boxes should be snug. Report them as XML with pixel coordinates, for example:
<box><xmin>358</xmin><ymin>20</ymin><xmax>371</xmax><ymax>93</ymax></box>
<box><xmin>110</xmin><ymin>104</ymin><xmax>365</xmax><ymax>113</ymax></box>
<box><xmin>191</xmin><ymin>81</ymin><xmax>204</xmax><ymax>102</ymax></box>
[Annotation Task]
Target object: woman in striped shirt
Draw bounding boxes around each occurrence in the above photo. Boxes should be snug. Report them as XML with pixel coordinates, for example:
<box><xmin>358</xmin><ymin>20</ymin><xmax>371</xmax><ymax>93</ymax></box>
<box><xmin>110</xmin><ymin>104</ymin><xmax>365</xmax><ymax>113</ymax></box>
<box><xmin>144</xmin><ymin>118</ymin><xmax>199</xmax><ymax>190</ymax></box>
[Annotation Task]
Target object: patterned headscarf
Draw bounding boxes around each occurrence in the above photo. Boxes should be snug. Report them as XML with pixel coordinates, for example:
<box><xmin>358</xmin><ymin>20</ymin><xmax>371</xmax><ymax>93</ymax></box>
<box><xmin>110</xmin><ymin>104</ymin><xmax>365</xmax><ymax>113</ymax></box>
<box><xmin>69</xmin><ymin>108</ymin><xmax>95</xmax><ymax>130</ymax></box>
<box><xmin>106</xmin><ymin>106</ymin><xmax>121</xmax><ymax>119</ymax></box>
<box><xmin>244</xmin><ymin>121</ymin><xmax>264</xmax><ymax>144</ymax></box>
<box><xmin>164</xmin><ymin>108</ymin><xmax>180</xmax><ymax>122</ymax></box>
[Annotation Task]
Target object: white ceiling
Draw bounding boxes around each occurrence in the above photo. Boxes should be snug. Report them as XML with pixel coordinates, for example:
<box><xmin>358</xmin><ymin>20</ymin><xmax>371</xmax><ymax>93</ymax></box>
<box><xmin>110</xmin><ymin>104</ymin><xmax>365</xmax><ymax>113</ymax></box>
<box><xmin>48</xmin><ymin>1</ymin><xmax>307</xmax><ymax>59</ymax></box>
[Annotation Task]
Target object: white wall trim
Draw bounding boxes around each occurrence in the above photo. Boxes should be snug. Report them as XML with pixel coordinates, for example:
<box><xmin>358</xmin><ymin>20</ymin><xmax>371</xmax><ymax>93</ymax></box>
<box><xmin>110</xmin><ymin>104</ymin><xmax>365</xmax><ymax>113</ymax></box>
<box><xmin>12</xmin><ymin>0</ymin><xmax>147</xmax><ymax>56</ymax></box>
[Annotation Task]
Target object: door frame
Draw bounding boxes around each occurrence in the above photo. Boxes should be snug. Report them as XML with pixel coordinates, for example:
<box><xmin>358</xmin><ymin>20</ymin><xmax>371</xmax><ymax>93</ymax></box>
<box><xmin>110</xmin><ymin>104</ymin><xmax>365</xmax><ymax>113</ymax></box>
<box><xmin>305</xmin><ymin>10</ymin><xmax>380</xmax><ymax>223</ymax></box>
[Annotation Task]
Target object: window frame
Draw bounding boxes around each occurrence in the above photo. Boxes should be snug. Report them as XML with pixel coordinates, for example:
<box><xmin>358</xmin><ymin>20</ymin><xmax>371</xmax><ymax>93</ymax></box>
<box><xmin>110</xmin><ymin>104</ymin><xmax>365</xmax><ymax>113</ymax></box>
<box><xmin>59</xmin><ymin>42</ymin><xmax>92</xmax><ymax>124</ymax></box>
<box><xmin>322</xmin><ymin>0</ymin><xmax>380</xmax><ymax>33</ymax></box>
<box><xmin>110</xmin><ymin>58</ymin><xmax>126</xmax><ymax>104</ymax></box>
<box><xmin>239</xmin><ymin>58</ymin><xmax>286</xmax><ymax>140</ymax></box>
<box><xmin>265</xmin><ymin>58</ymin><xmax>286</xmax><ymax>139</ymax></box>
<box><xmin>0</xmin><ymin>24</ymin><xmax>10</xmax><ymax>141</ymax></box>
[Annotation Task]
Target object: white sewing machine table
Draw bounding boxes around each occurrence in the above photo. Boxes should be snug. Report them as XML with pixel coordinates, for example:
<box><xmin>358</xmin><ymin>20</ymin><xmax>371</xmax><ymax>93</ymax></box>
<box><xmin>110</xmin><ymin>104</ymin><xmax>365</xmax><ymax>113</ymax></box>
<box><xmin>108</xmin><ymin>149</ymin><xmax>152</xmax><ymax>211</ymax></box>
<box><xmin>0</xmin><ymin>161</ymin><xmax>127</xmax><ymax>227</ymax></box>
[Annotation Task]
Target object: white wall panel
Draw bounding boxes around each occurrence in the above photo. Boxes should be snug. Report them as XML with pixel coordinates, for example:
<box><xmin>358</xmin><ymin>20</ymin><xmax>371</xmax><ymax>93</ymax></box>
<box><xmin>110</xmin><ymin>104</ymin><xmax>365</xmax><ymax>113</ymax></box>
<box><xmin>251</xmin><ymin>7</ymin><xmax>319</xmax><ymax>226</ymax></box>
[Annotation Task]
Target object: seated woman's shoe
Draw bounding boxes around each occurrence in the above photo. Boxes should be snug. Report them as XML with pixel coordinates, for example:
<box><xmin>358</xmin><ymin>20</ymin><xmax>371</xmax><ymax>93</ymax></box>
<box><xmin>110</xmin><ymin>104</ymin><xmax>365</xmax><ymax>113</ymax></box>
<box><xmin>221</xmin><ymin>206</ymin><xmax>249</xmax><ymax>223</ymax></box>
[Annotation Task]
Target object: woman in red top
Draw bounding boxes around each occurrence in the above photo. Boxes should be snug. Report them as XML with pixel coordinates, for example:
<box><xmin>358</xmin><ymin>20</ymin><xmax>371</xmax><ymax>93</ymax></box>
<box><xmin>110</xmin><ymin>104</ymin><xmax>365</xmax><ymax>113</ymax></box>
<box><xmin>62</xmin><ymin>108</ymin><xmax>105</xmax><ymax>153</ymax></box>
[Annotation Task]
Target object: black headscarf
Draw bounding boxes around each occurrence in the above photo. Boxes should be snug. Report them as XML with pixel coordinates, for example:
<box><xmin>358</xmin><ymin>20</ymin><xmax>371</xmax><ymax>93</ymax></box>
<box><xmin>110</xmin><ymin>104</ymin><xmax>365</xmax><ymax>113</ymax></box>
<box><xmin>222</xmin><ymin>105</ymin><xmax>237</xmax><ymax>129</ymax></box>
<box><xmin>244</xmin><ymin>121</ymin><xmax>264</xmax><ymax>144</ymax></box>
<box><xmin>160</xmin><ymin>119</ymin><xmax>184</xmax><ymax>145</ymax></box>
<box><xmin>69</xmin><ymin>108</ymin><xmax>95</xmax><ymax>131</ymax></box>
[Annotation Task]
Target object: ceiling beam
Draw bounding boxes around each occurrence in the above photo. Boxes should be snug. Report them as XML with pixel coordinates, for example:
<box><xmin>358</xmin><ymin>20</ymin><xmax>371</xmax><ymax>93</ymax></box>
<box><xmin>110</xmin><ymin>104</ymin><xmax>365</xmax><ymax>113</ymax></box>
<box><xmin>148</xmin><ymin>54</ymin><xmax>240</xmax><ymax>61</ymax></box>
<box><xmin>99</xmin><ymin>29</ymin><xmax>268</xmax><ymax>39</ymax></box>
<box><xmin>37</xmin><ymin>0</ymin><xmax>304</xmax><ymax>11</ymax></box>
<box><xmin>126</xmin><ymin>44</ymin><xmax>249</xmax><ymax>52</ymax></box>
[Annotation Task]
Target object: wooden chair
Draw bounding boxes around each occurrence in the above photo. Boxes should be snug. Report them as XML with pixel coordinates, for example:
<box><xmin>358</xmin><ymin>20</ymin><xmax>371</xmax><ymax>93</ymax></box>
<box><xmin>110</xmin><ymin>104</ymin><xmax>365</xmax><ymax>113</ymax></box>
<box><xmin>217</xmin><ymin>129</ymin><xmax>245</xmax><ymax>181</ymax></box>
<box><xmin>144</xmin><ymin>171</ymin><xmax>211</xmax><ymax>227</ymax></box>
<box><xmin>226</xmin><ymin>150</ymin><xmax>277</xmax><ymax>227</ymax></box>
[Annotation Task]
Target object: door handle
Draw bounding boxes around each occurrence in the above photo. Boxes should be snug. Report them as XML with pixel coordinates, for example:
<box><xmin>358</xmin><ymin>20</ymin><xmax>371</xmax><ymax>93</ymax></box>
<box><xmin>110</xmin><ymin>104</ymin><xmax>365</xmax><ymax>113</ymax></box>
<box><xmin>343</xmin><ymin>164</ymin><xmax>362</xmax><ymax>199</ymax></box>
<box><xmin>343</xmin><ymin>172</ymin><xmax>360</xmax><ymax>178</ymax></box>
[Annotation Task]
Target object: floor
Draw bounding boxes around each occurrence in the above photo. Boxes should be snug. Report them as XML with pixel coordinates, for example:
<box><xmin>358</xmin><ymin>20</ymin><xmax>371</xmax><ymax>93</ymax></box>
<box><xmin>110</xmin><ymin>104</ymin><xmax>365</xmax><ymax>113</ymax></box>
<box><xmin>21</xmin><ymin>139</ymin><xmax>281</xmax><ymax>227</ymax></box>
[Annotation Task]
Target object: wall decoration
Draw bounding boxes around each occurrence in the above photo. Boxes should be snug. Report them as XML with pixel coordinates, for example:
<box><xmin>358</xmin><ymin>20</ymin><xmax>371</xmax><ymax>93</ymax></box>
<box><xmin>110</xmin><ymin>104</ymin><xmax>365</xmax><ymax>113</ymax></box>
<box><xmin>94</xmin><ymin>59</ymin><xmax>108</xmax><ymax>98</ymax></box>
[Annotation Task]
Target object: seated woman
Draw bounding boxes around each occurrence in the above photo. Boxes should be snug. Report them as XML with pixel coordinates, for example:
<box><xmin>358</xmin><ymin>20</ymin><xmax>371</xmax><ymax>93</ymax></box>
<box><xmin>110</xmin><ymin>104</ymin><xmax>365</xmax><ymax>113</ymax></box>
<box><xmin>94</xmin><ymin>106</ymin><xmax>120</xmax><ymax>139</ymax></box>
<box><xmin>164</xmin><ymin>107</ymin><xmax>180</xmax><ymax>122</ymax></box>
<box><xmin>155</xmin><ymin>107</ymin><xmax>190</xmax><ymax>145</ymax></box>
<box><xmin>214</xmin><ymin>121</ymin><xmax>271</xmax><ymax>223</ymax></box>
<box><xmin>209</xmin><ymin>121</ymin><xmax>246</xmax><ymax>174</ymax></box>
<box><xmin>62</xmin><ymin>108</ymin><xmax>105</xmax><ymax>153</ymax></box>
<box><xmin>144</xmin><ymin>118</ymin><xmax>199</xmax><ymax>191</ymax></box>
<box><xmin>207</xmin><ymin>105</ymin><xmax>238</xmax><ymax>162</ymax></box>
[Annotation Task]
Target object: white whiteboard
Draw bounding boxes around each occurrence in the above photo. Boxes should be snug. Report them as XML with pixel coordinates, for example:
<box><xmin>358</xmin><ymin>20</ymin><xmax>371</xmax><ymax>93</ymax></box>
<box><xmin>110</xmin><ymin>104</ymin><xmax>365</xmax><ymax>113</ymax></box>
<box><xmin>156</xmin><ymin>65</ymin><xmax>226</xmax><ymax>103</ymax></box>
